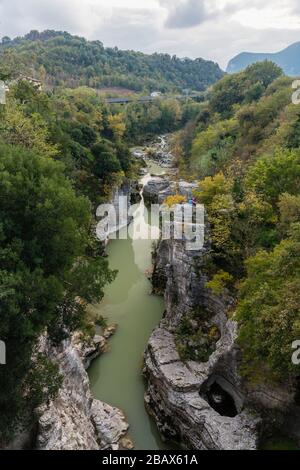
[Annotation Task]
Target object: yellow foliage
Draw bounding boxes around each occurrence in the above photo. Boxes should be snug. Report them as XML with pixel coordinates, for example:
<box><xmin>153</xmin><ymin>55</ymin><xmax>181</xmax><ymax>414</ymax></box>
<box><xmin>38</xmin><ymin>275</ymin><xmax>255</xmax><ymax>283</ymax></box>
<box><xmin>206</xmin><ymin>270</ymin><xmax>234</xmax><ymax>295</ymax></box>
<box><xmin>194</xmin><ymin>172</ymin><xmax>232</xmax><ymax>206</ymax></box>
<box><xmin>2</xmin><ymin>100</ymin><xmax>58</xmax><ymax>158</ymax></box>
<box><xmin>108</xmin><ymin>114</ymin><xmax>126</xmax><ymax>139</ymax></box>
<box><xmin>164</xmin><ymin>194</ymin><xmax>187</xmax><ymax>207</ymax></box>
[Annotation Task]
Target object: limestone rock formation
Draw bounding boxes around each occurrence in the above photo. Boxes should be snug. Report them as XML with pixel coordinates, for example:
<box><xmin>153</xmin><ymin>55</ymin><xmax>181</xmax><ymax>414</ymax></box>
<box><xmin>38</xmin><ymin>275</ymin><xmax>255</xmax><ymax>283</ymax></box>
<box><xmin>145</xmin><ymin>230</ymin><xmax>300</xmax><ymax>449</ymax></box>
<box><xmin>144</xmin><ymin>236</ymin><xmax>261</xmax><ymax>449</ymax></box>
<box><xmin>36</xmin><ymin>336</ymin><xmax>129</xmax><ymax>450</ymax></box>
<box><xmin>143</xmin><ymin>177</ymin><xmax>170</xmax><ymax>203</ymax></box>
<box><xmin>143</xmin><ymin>178</ymin><xmax>198</xmax><ymax>205</ymax></box>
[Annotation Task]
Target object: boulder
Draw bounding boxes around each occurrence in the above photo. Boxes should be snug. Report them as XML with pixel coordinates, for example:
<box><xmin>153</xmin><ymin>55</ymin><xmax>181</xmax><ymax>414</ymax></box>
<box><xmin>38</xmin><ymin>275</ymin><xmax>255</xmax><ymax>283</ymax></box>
<box><xmin>143</xmin><ymin>177</ymin><xmax>170</xmax><ymax>203</ymax></box>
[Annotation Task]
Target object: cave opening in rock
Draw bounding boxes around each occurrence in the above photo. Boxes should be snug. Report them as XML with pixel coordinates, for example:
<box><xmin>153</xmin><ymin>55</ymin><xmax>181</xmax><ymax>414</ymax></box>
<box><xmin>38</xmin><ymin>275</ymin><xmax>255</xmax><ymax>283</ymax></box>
<box><xmin>203</xmin><ymin>381</ymin><xmax>238</xmax><ymax>418</ymax></box>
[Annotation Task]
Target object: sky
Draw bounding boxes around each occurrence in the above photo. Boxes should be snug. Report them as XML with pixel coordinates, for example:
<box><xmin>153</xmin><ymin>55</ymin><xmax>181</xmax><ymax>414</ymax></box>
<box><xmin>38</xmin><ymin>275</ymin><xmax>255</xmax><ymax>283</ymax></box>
<box><xmin>0</xmin><ymin>0</ymin><xmax>300</xmax><ymax>69</ymax></box>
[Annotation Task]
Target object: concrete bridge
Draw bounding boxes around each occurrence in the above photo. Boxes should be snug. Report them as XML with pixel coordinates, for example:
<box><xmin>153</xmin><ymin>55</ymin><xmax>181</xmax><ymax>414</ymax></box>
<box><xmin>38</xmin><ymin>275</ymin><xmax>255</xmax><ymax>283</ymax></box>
<box><xmin>104</xmin><ymin>94</ymin><xmax>205</xmax><ymax>105</ymax></box>
<box><xmin>105</xmin><ymin>95</ymin><xmax>154</xmax><ymax>104</ymax></box>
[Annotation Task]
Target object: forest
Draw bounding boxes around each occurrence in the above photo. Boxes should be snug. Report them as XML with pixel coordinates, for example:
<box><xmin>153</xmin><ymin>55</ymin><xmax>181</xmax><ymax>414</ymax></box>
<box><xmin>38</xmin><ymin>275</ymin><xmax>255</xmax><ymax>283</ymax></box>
<box><xmin>175</xmin><ymin>61</ymin><xmax>300</xmax><ymax>382</ymax></box>
<box><xmin>0</xmin><ymin>60</ymin><xmax>202</xmax><ymax>441</ymax></box>
<box><xmin>0</xmin><ymin>49</ymin><xmax>300</xmax><ymax>444</ymax></box>
<box><xmin>0</xmin><ymin>30</ymin><xmax>224</xmax><ymax>93</ymax></box>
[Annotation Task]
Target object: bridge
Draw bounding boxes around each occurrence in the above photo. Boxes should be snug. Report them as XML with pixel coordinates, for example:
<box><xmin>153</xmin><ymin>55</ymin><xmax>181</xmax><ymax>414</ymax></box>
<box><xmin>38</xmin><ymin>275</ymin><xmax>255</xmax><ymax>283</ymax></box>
<box><xmin>104</xmin><ymin>94</ymin><xmax>205</xmax><ymax>105</ymax></box>
<box><xmin>105</xmin><ymin>96</ymin><xmax>154</xmax><ymax>104</ymax></box>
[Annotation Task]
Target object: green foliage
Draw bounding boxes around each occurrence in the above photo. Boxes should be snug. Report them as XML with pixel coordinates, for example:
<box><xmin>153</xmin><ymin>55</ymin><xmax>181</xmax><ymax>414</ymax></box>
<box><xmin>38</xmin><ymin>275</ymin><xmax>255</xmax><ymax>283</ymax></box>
<box><xmin>193</xmin><ymin>172</ymin><xmax>232</xmax><ymax>205</ymax></box>
<box><xmin>194</xmin><ymin>173</ymin><xmax>235</xmax><ymax>253</ymax></box>
<box><xmin>0</xmin><ymin>30</ymin><xmax>224</xmax><ymax>93</ymax></box>
<box><xmin>183</xmin><ymin>66</ymin><xmax>300</xmax><ymax>383</ymax></box>
<box><xmin>191</xmin><ymin>119</ymin><xmax>238</xmax><ymax>176</ymax></box>
<box><xmin>278</xmin><ymin>193</ymin><xmax>300</xmax><ymax>236</ymax></box>
<box><xmin>187</xmin><ymin>66</ymin><xmax>291</xmax><ymax>182</ymax></box>
<box><xmin>236</xmin><ymin>224</ymin><xmax>300</xmax><ymax>381</ymax></box>
<box><xmin>175</xmin><ymin>316</ymin><xmax>220</xmax><ymax>362</ymax></box>
<box><xmin>0</xmin><ymin>142</ymin><xmax>115</xmax><ymax>438</ymax></box>
<box><xmin>0</xmin><ymin>81</ymin><xmax>135</xmax><ymax>203</ymax></box>
<box><xmin>124</xmin><ymin>99</ymin><xmax>183</xmax><ymax>142</ymax></box>
<box><xmin>0</xmin><ymin>97</ymin><xmax>58</xmax><ymax>158</ymax></box>
<box><xmin>210</xmin><ymin>61</ymin><xmax>283</xmax><ymax>117</ymax></box>
<box><xmin>245</xmin><ymin>149</ymin><xmax>300</xmax><ymax>206</ymax></box>
<box><xmin>206</xmin><ymin>270</ymin><xmax>234</xmax><ymax>295</ymax></box>
<box><xmin>91</xmin><ymin>140</ymin><xmax>122</xmax><ymax>181</ymax></box>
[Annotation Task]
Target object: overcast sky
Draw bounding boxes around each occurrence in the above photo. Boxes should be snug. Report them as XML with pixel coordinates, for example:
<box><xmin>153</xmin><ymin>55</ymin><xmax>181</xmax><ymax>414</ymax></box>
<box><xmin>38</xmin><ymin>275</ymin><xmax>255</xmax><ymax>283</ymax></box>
<box><xmin>0</xmin><ymin>0</ymin><xmax>300</xmax><ymax>69</ymax></box>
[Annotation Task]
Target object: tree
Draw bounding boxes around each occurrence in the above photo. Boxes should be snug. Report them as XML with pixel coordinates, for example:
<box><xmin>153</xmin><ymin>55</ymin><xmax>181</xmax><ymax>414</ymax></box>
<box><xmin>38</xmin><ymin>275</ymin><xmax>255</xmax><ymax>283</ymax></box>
<box><xmin>245</xmin><ymin>61</ymin><xmax>283</xmax><ymax>89</ymax></box>
<box><xmin>0</xmin><ymin>31</ymin><xmax>224</xmax><ymax>92</ymax></box>
<box><xmin>0</xmin><ymin>143</ymin><xmax>115</xmax><ymax>439</ymax></box>
<box><xmin>193</xmin><ymin>172</ymin><xmax>232</xmax><ymax>206</ymax></box>
<box><xmin>0</xmin><ymin>98</ymin><xmax>58</xmax><ymax>158</ymax></box>
<box><xmin>91</xmin><ymin>140</ymin><xmax>122</xmax><ymax>181</ymax></box>
<box><xmin>209</xmin><ymin>61</ymin><xmax>282</xmax><ymax>117</ymax></box>
<box><xmin>236</xmin><ymin>224</ymin><xmax>300</xmax><ymax>381</ymax></box>
<box><xmin>191</xmin><ymin>119</ymin><xmax>238</xmax><ymax>176</ymax></box>
<box><xmin>108</xmin><ymin>113</ymin><xmax>126</xmax><ymax>139</ymax></box>
<box><xmin>1</xmin><ymin>36</ymin><xmax>11</xmax><ymax>45</ymax></box>
<box><xmin>245</xmin><ymin>149</ymin><xmax>300</xmax><ymax>206</ymax></box>
<box><xmin>278</xmin><ymin>193</ymin><xmax>300</xmax><ymax>236</ymax></box>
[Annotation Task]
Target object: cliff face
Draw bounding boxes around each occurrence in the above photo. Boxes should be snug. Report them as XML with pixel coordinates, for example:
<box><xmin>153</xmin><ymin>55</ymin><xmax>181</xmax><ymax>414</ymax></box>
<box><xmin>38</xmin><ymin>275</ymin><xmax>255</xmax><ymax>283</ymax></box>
<box><xmin>144</xmin><ymin>235</ymin><xmax>300</xmax><ymax>449</ymax></box>
<box><xmin>36</xmin><ymin>334</ymin><xmax>129</xmax><ymax>450</ymax></box>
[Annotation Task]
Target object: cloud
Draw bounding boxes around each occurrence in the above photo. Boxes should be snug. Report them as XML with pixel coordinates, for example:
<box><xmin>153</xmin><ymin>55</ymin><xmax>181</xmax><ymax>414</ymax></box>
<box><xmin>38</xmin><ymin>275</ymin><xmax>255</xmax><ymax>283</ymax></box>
<box><xmin>159</xmin><ymin>0</ymin><xmax>263</xmax><ymax>30</ymax></box>
<box><xmin>0</xmin><ymin>0</ymin><xmax>299</xmax><ymax>69</ymax></box>
<box><xmin>0</xmin><ymin>0</ymin><xmax>94</xmax><ymax>38</ymax></box>
<box><xmin>90</xmin><ymin>7</ymin><xmax>162</xmax><ymax>51</ymax></box>
<box><xmin>162</xmin><ymin>0</ymin><xmax>210</xmax><ymax>29</ymax></box>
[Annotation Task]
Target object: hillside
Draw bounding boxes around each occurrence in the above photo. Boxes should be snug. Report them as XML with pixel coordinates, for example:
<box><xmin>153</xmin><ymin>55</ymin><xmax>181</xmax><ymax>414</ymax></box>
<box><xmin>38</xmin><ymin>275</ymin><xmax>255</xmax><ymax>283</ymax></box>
<box><xmin>0</xmin><ymin>30</ymin><xmax>224</xmax><ymax>92</ymax></box>
<box><xmin>176</xmin><ymin>61</ymin><xmax>300</xmax><ymax>382</ymax></box>
<box><xmin>227</xmin><ymin>41</ymin><xmax>300</xmax><ymax>76</ymax></box>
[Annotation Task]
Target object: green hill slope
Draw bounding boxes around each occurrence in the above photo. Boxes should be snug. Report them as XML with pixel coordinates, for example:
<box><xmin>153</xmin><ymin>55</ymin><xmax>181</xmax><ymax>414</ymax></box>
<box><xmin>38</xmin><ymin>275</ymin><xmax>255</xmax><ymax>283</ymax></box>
<box><xmin>0</xmin><ymin>30</ymin><xmax>224</xmax><ymax>92</ymax></box>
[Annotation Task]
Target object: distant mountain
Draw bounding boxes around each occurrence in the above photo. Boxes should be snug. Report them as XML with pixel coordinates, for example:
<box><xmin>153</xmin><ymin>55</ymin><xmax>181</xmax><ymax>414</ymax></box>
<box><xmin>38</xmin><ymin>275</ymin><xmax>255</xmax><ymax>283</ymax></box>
<box><xmin>0</xmin><ymin>30</ymin><xmax>224</xmax><ymax>92</ymax></box>
<box><xmin>227</xmin><ymin>42</ymin><xmax>300</xmax><ymax>76</ymax></box>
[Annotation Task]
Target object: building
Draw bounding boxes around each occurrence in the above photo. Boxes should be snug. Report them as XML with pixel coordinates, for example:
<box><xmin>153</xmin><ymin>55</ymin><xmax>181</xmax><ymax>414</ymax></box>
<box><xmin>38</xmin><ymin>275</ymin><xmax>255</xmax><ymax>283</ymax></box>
<box><xmin>150</xmin><ymin>91</ymin><xmax>162</xmax><ymax>98</ymax></box>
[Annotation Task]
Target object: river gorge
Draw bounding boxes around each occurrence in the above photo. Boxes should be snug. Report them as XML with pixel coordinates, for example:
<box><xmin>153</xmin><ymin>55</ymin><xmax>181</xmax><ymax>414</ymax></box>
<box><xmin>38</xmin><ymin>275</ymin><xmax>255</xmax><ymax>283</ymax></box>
<box><xmin>88</xmin><ymin>156</ymin><xmax>169</xmax><ymax>450</ymax></box>
<box><xmin>86</xmin><ymin>136</ymin><xmax>300</xmax><ymax>451</ymax></box>
<box><xmin>21</xmin><ymin>136</ymin><xmax>300</xmax><ymax>451</ymax></box>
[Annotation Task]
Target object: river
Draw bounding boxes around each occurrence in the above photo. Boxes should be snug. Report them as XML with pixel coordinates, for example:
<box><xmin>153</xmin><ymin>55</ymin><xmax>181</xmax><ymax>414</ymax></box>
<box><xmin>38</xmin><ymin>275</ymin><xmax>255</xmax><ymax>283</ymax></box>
<box><xmin>88</xmin><ymin>161</ymin><xmax>171</xmax><ymax>450</ymax></box>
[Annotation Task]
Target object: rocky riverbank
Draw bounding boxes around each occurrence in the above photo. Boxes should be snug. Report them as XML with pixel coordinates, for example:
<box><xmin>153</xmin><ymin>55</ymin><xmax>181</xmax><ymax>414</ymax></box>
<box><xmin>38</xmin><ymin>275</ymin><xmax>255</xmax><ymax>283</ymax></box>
<box><xmin>143</xmin><ymin>235</ymin><xmax>261</xmax><ymax>449</ymax></box>
<box><xmin>36</xmin><ymin>331</ymin><xmax>131</xmax><ymax>450</ymax></box>
<box><xmin>132</xmin><ymin>135</ymin><xmax>175</xmax><ymax>169</ymax></box>
<box><xmin>144</xmin><ymin>223</ymin><xmax>300</xmax><ymax>449</ymax></box>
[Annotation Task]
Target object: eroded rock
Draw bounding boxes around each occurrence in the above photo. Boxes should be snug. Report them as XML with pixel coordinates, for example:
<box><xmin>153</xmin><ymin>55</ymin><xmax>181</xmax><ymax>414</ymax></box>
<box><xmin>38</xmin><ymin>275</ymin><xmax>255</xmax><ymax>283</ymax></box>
<box><xmin>144</xmin><ymin>236</ymin><xmax>261</xmax><ymax>450</ymax></box>
<box><xmin>36</xmin><ymin>336</ymin><xmax>129</xmax><ymax>450</ymax></box>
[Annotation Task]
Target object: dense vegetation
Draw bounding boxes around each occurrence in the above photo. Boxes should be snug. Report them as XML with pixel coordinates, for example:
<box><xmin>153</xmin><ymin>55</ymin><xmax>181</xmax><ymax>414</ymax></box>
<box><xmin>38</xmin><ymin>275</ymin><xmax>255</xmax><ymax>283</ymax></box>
<box><xmin>175</xmin><ymin>61</ymin><xmax>300</xmax><ymax>382</ymax></box>
<box><xmin>0</xmin><ymin>143</ymin><xmax>116</xmax><ymax>438</ymax></box>
<box><xmin>0</xmin><ymin>30</ymin><xmax>223</xmax><ymax>93</ymax></box>
<box><xmin>0</xmin><ymin>54</ymin><xmax>207</xmax><ymax>440</ymax></box>
<box><xmin>1</xmin><ymin>32</ymin><xmax>299</xmax><ymax>443</ymax></box>
<box><xmin>0</xmin><ymin>77</ymin><xmax>139</xmax><ymax>440</ymax></box>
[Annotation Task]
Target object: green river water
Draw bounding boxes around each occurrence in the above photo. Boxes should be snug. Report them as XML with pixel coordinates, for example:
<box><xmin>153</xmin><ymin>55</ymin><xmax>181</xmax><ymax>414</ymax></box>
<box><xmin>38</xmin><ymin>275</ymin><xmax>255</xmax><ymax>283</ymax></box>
<box><xmin>88</xmin><ymin>162</ymin><xmax>171</xmax><ymax>450</ymax></box>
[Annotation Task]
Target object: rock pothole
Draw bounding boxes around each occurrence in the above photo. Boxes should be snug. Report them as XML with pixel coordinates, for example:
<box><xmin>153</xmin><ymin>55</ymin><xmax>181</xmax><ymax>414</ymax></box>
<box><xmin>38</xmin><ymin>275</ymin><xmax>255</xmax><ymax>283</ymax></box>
<box><xmin>200</xmin><ymin>375</ymin><xmax>244</xmax><ymax>418</ymax></box>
